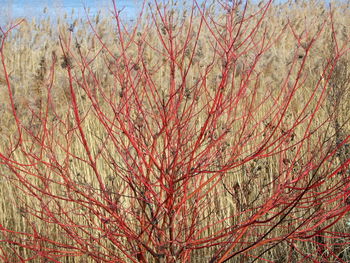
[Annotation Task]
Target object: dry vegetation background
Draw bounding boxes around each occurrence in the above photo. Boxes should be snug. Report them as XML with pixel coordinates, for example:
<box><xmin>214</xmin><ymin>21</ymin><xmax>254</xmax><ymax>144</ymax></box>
<box><xmin>0</xmin><ymin>0</ymin><xmax>349</xmax><ymax>262</ymax></box>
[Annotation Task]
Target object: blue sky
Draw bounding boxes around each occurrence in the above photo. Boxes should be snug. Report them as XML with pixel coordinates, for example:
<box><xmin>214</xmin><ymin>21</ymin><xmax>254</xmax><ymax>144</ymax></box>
<box><xmin>0</xmin><ymin>0</ymin><xmax>337</xmax><ymax>26</ymax></box>
<box><xmin>0</xmin><ymin>0</ymin><xmax>139</xmax><ymax>25</ymax></box>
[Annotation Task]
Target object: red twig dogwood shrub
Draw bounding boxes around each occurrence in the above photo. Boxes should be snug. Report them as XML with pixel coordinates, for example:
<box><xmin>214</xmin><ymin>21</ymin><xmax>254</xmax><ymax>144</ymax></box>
<box><xmin>0</xmin><ymin>0</ymin><xmax>349</xmax><ymax>262</ymax></box>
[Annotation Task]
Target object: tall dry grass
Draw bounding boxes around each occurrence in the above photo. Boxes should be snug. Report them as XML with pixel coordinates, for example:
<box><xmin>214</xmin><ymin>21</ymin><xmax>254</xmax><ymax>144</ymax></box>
<box><xmin>0</xmin><ymin>0</ymin><xmax>349</xmax><ymax>262</ymax></box>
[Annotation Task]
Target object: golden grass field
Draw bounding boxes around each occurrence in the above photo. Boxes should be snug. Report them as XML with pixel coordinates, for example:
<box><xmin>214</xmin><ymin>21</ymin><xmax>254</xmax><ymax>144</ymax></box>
<box><xmin>0</xmin><ymin>0</ymin><xmax>349</xmax><ymax>262</ymax></box>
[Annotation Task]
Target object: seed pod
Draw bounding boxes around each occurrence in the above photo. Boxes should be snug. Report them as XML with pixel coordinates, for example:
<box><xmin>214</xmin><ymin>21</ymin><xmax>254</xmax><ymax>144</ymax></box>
<box><xmin>135</xmin><ymin>116</ymin><xmax>144</xmax><ymax>128</ymax></box>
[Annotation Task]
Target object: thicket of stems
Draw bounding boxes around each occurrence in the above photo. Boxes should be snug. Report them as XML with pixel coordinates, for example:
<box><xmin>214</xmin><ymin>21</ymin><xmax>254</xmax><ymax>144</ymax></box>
<box><xmin>0</xmin><ymin>0</ymin><xmax>349</xmax><ymax>262</ymax></box>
